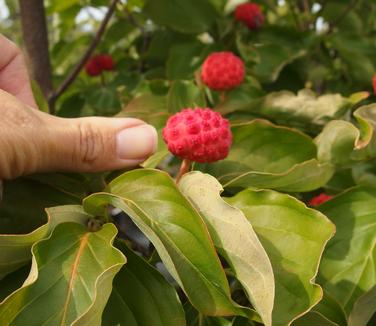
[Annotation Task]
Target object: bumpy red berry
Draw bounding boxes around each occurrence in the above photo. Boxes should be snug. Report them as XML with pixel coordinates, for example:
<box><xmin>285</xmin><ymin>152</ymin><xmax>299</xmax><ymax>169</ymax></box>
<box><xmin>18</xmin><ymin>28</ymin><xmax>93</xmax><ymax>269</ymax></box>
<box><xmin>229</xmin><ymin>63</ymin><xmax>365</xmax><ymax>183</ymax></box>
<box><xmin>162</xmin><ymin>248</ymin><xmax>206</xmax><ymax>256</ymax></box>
<box><xmin>201</xmin><ymin>52</ymin><xmax>245</xmax><ymax>91</ymax></box>
<box><xmin>308</xmin><ymin>193</ymin><xmax>333</xmax><ymax>207</ymax></box>
<box><xmin>163</xmin><ymin>108</ymin><xmax>232</xmax><ymax>163</ymax></box>
<box><xmin>373</xmin><ymin>75</ymin><xmax>376</xmax><ymax>94</ymax></box>
<box><xmin>235</xmin><ymin>2</ymin><xmax>264</xmax><ymax>30</ymax></box>
<box><xmin>85</xmin><ymin>54</ymin><xmax>115</xmax><ymax>76</ymax></box>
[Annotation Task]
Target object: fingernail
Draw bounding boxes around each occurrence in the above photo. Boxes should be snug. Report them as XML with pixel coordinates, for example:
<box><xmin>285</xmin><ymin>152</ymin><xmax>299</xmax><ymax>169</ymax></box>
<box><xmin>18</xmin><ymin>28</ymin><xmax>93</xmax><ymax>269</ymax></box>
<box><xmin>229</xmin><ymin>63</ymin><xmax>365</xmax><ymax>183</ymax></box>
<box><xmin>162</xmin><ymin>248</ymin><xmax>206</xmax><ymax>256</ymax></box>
<box><xmin>116</xmin><ymin>124</ymin><xmax>158</xmax><ymax>160</ymax></box>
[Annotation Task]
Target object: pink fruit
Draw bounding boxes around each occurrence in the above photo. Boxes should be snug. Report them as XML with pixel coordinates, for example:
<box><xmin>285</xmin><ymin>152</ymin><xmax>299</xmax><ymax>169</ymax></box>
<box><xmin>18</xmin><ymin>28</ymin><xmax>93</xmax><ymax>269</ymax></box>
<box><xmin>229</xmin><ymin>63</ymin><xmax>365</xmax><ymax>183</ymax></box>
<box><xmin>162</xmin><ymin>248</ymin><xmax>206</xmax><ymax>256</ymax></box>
<box><xmin>201</xmin><ymin>52</ymin><xmax>245</xmax><ymax>91</ymax></box>
<box><xmin>163</xmin><ymin>108</ymin><xmax>232</xmax><ymax>163</ymax></box>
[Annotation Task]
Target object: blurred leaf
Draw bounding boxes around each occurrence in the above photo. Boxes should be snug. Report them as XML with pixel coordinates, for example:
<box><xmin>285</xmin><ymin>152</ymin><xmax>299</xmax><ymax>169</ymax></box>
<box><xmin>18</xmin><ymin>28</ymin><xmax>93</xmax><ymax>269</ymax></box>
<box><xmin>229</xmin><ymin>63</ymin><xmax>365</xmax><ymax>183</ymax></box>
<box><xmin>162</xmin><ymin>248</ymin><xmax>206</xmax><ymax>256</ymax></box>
<box><xmin>57</xmin><ymin>92</ymin><xmax>86</xmax><ymax>117</ymax></box>
<box><xmin>167</xmin><ymin>80</ymin><xmax>206</xmax><ymax>113</ymax></box>
<box><xmin>118</xmin><ymin>93</ymin><xmax>169</xmax><ymax>129</ymax></box>
<box><xmin>228</xmin><ymin>189</ymin><xmax>335</xmax><ymax>326</ymax></box>
<box><xmin>167</xmin><ymin>42</ymin><xmax>208</xmax><ymax>80</ymax></box>
<box><xmin>0</xmin><ymin>223</ymin><xmax>125</xmax><ymax>325</ymax></box>
<box><xmin>0</xmin><ymin>205</ymin><xmax>89</xmax><ymax>280</ymax></box>
<box><xmin>348</xmin><ymin>285</ymin><xmax>376</xmax><ymax>326</ymax></box>
<box><xmin>84</xmin><ymin>169</ymin><xmax>246</xmax><ymax>317</ymax></box>
<box><xmin>144</xmin><ymin>0</ymin><xmax>222</xmax><ymax>34</ymax></box>
<box><xmin>179</xmin><ymin>172</ymin><xmax>274</xmax><ymax>326</ymax></box>
<box><xmin>87</xmin><ymin>87</ymin><xmax>121</xmax><ymax>116</ymax></box>
<box><xmin>102</xmin><ymin>241</ymin><xmax>185</xmax><ymax>326</ymax></box>
<box><xmin>318</xmin><ymin>187</ymin><xmax>376</xmax><ymax>316</ymax></box>
<box><xmin>323</xmin><ymin>3</ymin><xmax>363</xmax><ymax>32</ymax></box>
<box><xmin>47</xmin><ymin>0</ymin><xmax>79</xmax><ymax>13</ymax></box>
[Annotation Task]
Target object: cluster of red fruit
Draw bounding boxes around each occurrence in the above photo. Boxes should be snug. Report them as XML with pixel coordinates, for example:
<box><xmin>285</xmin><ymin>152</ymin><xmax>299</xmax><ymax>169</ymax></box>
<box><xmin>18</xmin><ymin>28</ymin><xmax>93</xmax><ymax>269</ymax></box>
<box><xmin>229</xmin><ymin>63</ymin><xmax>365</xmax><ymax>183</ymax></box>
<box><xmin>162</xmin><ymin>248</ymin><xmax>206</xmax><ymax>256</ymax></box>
<box><xmin>164</xmin><ymin>2</ymin><xmax>264</xmax><ymax>164</ymax></box>
<box><xmin>85</xmin><ymin>54</ymin><xmax>115</xmax><ymax>76</ymax></box>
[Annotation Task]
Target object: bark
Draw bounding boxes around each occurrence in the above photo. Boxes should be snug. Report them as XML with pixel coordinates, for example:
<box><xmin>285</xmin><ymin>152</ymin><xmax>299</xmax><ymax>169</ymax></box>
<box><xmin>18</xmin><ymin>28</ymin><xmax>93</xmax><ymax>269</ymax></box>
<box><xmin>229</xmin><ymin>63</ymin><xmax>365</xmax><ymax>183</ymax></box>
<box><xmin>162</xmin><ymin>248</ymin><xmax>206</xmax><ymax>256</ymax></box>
<box><xmin>19</xmin><ymin>0</ymin><xmax>53</xmax><ymax>100</ymax></box>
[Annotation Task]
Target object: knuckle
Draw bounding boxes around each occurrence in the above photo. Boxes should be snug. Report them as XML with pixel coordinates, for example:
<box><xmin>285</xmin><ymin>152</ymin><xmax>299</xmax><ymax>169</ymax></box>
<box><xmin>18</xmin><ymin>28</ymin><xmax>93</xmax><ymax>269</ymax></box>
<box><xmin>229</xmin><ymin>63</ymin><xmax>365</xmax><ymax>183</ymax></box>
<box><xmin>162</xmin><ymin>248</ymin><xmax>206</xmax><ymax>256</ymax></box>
<box><xmin>76</xmin><ymin>123</ymin><xmax>106</xmax><ymax>165</ymax></box>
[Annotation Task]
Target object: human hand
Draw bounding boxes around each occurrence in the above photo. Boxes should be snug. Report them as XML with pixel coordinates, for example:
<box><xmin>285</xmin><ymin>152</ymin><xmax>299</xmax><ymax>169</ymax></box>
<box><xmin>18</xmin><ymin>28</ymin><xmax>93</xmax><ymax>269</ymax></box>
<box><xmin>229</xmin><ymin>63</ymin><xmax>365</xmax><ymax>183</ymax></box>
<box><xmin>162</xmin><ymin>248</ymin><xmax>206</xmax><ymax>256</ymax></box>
<box><xmin>0</xmin><ymin>35</ymin><xmax>157</xmax><ymax>179</ymax></box>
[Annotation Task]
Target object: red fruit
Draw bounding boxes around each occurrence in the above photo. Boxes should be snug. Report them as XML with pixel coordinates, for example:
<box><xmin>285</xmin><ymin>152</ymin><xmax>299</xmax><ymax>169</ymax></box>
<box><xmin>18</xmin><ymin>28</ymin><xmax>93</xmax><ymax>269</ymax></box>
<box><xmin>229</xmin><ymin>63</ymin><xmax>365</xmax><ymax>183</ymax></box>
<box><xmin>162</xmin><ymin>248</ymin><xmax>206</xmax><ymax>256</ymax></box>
<box><xmin>98</xmin><ymin>54</ymin><xmax>115</xmax><ymax>71</ymax></box>
<box><xmin>85</xmin><ymin>59</ymin><xmax>102</xmax><ymax>76</ymax></box>
<box><xmin>373</xmin><ymin>75</ymin><xmax>376</xmax><ymax>94</ymax></box>
<box><xmin>85</xmin><ymin>54</ymin><xmax>115</xmax><ymax>76</ymax></box>
<box><xmin>235</xmin><ymin>2</ymin><xmax>264</xmax><ymax>30</ymax></box>
<box><xmin>308</xmin><ymin>193</ymin><xmax>333</xmax><ymax>207</ymax></box>
<box><xmin>163</xmin><ymin>108</ymin><xmax>232</xmax><ymax>163</ymax></box>
<box><xmin>201</xmin><ymin>52</ymin><xmax>245</xmax><ymax>91</ymax></box>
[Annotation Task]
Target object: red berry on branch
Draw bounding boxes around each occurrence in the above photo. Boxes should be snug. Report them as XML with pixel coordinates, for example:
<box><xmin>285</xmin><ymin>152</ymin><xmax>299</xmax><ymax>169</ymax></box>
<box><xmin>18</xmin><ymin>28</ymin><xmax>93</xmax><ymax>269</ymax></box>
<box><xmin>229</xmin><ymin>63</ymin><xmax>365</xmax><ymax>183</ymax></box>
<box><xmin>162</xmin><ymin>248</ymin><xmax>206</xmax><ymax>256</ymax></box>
<box><xmin>85</xmin><ymin>54</ymin><xmax>115</xmax><ymax>77</ymax></box>
<box><xmin>85</xmin><ymin>58</ymin><xmax>102</xmax><ymax>76</ymax></box>
<box><xmin>98</xmin><ymin>54</ymin><xmax>115</xmax><ymax>71</ymax></box>
<box><xmin>235</xmin><ymin>2</ymin><xmax>264</xmax><ymax>30</ymax></box>
<box><xmin>308</xmin><ymin>193</ymin><xmax>333</xmax><ymax>207</ymax></box>
<box><xmin>201</xmin><ymin>52</ymin><xmax>245</xmax><ymax>91</ymax></box>
<box><xmin>372</xmin><ymin>75</ymin><xmax>376</xmax><ymax>94</ymax></box>
<box><xmin>163</xmin><ymin>108</ymin><xmax>232</xmax><ymax>163</ymax></box>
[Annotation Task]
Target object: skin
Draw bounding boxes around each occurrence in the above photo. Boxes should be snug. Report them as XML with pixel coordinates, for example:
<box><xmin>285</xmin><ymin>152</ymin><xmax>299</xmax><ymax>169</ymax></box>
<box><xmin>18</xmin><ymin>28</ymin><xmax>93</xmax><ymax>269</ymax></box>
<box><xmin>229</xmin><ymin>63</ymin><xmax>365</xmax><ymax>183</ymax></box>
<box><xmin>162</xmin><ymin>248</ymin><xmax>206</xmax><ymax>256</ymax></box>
<box><xmin>0</xmin><ymin>34</ymin><xmax>158</xmax><ymax>180</ymax></box>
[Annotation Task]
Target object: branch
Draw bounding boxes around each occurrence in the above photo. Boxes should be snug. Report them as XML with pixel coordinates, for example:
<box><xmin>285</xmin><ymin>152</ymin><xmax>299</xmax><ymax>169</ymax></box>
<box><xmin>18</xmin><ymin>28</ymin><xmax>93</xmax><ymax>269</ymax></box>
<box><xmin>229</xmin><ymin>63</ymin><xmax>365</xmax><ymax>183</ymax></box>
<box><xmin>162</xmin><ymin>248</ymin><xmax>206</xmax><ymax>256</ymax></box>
<box><xmin>19</xmin><ymin>0</ymin><xmax>53</xmax><ymax>100</ymax></box>
<box><xmin>50</xmin><ymin>0</ymin><xmax>119</xmax><ymax>103</ymax></box>
<box><xmin>329</xmin><ymin>0</ymin><xmax>359</xmax><ymax>32</ymax></box>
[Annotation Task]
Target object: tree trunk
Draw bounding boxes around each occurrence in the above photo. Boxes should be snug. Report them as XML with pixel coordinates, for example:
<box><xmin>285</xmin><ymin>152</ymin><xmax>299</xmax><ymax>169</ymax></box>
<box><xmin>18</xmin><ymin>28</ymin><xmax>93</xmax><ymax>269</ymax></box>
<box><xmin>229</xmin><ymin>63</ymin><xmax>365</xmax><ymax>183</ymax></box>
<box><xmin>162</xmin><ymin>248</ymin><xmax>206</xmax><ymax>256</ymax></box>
<box><xmin>19</xmin><ymin>0</ymin><xmax>53</xmax><ymax>100</ymax></box>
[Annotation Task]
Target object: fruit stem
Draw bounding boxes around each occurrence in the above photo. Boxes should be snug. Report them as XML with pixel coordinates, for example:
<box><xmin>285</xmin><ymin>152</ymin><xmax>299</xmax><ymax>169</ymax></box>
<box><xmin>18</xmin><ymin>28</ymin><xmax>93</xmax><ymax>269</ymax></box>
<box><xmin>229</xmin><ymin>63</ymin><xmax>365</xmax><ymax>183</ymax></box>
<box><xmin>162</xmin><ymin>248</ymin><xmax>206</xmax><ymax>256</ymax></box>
<box><xmin>176</xmin><ymin>159</ymin><xmax>192</xmax><ymax>184</ymax></box>
<box><xmin>219</xmin><ymin>91</ymin><xmax>226</xmax><ymax>103</ymax></box>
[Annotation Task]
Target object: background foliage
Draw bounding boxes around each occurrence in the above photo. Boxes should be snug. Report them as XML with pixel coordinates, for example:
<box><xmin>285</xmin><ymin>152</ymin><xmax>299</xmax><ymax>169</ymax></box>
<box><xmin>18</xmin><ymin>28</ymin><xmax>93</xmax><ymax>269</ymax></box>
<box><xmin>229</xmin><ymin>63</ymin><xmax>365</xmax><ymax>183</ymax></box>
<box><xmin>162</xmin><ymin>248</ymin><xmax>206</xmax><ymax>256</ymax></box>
<box><xmin>0</xmin><ymin>0</ymin><xmax>376</xmax><ymax>325</ymax></box>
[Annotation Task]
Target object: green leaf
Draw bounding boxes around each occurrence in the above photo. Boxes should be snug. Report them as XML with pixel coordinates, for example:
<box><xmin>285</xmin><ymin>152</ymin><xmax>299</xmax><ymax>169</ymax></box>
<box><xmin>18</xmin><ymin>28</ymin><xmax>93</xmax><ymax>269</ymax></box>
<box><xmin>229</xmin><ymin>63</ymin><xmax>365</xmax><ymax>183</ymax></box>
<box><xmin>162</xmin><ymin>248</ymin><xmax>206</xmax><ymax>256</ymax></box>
<box><xmin>348</xmin><ymin>285</ymin><xmax>376</xmax><ymax>326</ymax></box>
<box><xmin>318</xmin><ymin>187</ymin><xmax>376</xmax><ymax>316</ymax></box>
<box><xmin>102</xmin><ymin>241</ymin><xmax>185</xmax><ymax>326</ymax></box>
<box><xmin>0</xmin><ymin>222</ymin><xmax>125</xmax><ymax>325</ymax></box>
<box><xmin>315</xmin><ymin>104</ymin><xmax>376</xmax><ymax>166</ymax></box>
<box><xmin>167</xmin><ymin>42</ymin><xmax>207</xmax><ymax>80</ymax></box>
<box><xmin>260</xmin><ymin>90</ymin><xmax>352</xmax><ymax>127</ymax></box>
<box><xmin>84</xmin><ymin>169</ymin><xmax>244</xmax><ymax>316</ymax></box>
<box><xmin>0</xmin><ymin>178</ymin><xmax>81</xmax><ymax>235</ymax></box>
<box><xmin>179</xmin><ymin>172</ymin><xmax>274</xmax><ymax>326</ymax></box>
<box><xmin>291</xmin><ymin>312</ymin><xmax>339</xmax><ymax>326</ymax></box>
<box><xmin>47</xmin><ymin>0</ymin><xmax>79</xmax><ymax>13</ymax></box>
<box><xmin>315</xmin><ymin>120</ymin><xmax>359</xmax><ymax>165</ymax></box>
<box><xmin>0</xmin><ymin>205</ymin><xmax>89</xmax><ymax>280</ymax></box>
<box><xmin>0</xmin><ymin>265</ymin><xmax>30</xmax><ymax>302</ymax></box>
<box><xmin>167</xmin><ymin>80</ymin><xmax>206</xmax><ymax>113</ymax></box>
<box><xmin>227</xmin><ymin>189</ymin><xmax>335</xmax><ymax>326</ymax></box>
<box><xmin>144</xmin><ymin>0</ymin><xmax>221</xmax><ymax>34</ymax></box>
<box><xmin>237</xmin><ymin>27</ymin><xmax>310</xmax><ymax>83</ymax></box>
<box><xmin>311</xmin><ymin>292</ymin><xmax>347</xmax><ymax>326</ymax></box>
<box><xmin>118</xmin><ymin>93</ymin><xmax>169</xmax><ymax>130</ymax></box>
<box><xmin>87</xmin><ymin>87</ymin><xmax>121</xmax><ymax>116</ymax></box>
<box><xmin>199</xmin><ymin>120</ymin><xmax>334</xmax><ymax>192</ymax></box>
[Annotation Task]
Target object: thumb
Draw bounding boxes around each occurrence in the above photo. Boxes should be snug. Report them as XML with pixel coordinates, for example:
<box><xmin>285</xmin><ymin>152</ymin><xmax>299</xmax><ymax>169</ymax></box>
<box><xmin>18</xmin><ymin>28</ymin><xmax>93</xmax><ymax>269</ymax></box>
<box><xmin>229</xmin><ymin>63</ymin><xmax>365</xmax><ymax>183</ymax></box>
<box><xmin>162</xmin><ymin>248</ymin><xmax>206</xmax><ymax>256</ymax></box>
<box><xmin>37</xmin><ymin>115</ymin><xmax>158</xmax><ymax>174</ymax></box>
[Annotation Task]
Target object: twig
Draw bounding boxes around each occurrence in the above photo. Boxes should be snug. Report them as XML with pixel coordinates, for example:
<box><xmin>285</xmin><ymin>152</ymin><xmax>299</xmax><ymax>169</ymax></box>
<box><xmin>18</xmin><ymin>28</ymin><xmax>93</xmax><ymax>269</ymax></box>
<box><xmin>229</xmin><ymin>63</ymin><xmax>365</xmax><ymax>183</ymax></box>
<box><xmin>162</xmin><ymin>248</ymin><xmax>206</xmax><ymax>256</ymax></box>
<box><xmin>328</xmin><ymin>0</ymin><xmax>359</xmax><ymax>32</ymax></box>
<box><xmin>286</xmin><ymin>0</ymin><xmax>303</xmax><ymax>31</ymax></box>
<box><xmin>49</xmin><ymin>0</ymin><xmax>119</xmax><ymax>104</ymax></box>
